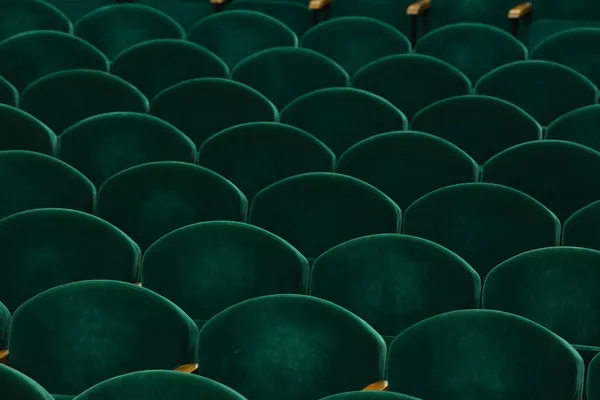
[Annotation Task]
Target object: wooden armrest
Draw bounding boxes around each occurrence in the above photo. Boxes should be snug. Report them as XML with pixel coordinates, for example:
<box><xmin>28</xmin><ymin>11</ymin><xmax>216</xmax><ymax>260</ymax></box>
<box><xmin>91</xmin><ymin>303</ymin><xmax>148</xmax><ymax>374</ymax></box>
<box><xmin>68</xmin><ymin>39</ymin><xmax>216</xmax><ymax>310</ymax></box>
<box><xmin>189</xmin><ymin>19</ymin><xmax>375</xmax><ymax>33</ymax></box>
<box><xmin>508</xmin><ymin>2</ymin><xmax>532</xmax><ymax>18</ymax></box>
<box><xmin>210</xmin><ymin>0</ymin><xmax>229</xmax><ymax>5</ymax></box>
<box><xmin>309</xmin><ymin>0</ymin><xmax>331</xmax><ymax>10</ymax></box>
<box><xmin>133</xmin><ymin>282</ymin><xmax>142</xmax><ymax>287</ymax></box>
<box><xmin>0</xmin><ymin>350</ymin><xmax>8</xmax><ymax>365</ymax></box>
<box><xmin>363</xmin><ymin>380</ymin><xmax>388</xmax><ymax>391</ymax></box>
<box><xmin>407</xmin><ymin>0</ymin><xmax>431</xmax><ymax>16</ymax></box>
<box><xmin>174</xmin><ymin>363</ymin><xmax>198</xmax><ymax>373</ymax></box>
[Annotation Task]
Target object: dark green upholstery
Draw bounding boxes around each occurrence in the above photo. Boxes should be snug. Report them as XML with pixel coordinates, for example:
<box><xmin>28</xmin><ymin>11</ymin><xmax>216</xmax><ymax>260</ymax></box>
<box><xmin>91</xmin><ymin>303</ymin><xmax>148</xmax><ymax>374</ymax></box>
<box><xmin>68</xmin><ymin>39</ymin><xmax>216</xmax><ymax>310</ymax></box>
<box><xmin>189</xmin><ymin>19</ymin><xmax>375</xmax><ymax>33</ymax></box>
<box><xmin>589</xmin><ymin>353</ymin><xmax>600</xmax><ymax>400</ymax></box>
<box><xmin>0</xmin><ymin>104</ymin><xmax>56</xmax><ymax>154</ymax></box>
<box><xmin>0</xmin><ymin>150</ymin><xmax>95</xmax><ymax>219</ymax></box>
<box><xmin>311</xmin><ymin>233</ymin><xmax>480</xmax><ymax>343</ymax></box>
<box><xmin>475</xmin><ymin>60</ymin><xmax>597</xmax><ymax>126</ymax></box>
<box><xmin>402</xmin><ymin>183</ymin><xmax>560</xmax><ymax>278</ymax></box>
<box><xmin>20</xmin><ymin>70</ymin><xmax>149</xmax><ymax>134</ymax></box>
<box><xmin>320</xmin><ymin>393</ymin><xmax>421</xmax><ymax>400</ymax></box>
<box><xmin>74</xmin><ymin>4</ymin><xmax>184</xmax><ymax>60</ymax></box>
<box><xmin>227</xmin><ymin>0</ymin><xmax>312</xmax><ymax>36</ymax></box>
<box><xmin>45</xmin><ymin>0</ymin><xmax>114</xmax><ymax>21</ymax></box>
<box><xmin>0</xmin><ymin>363</ymin><xmax>54</xmax><ymax>400</ymax></box>
<box><xmin>96</xmin><ymin>162</ymin><xmax>247</xmax><ymax>251</ymax></box>
<box><xmin>425</xmin><ymin>0</ymin><xmax>518</xmax><ymax>32</ymax></box>
<box><xmin>141</xmin><ymin>0</ymin><xmax>215</xmax><ymax>31</ymax></box>
<box><xmin>0</xmin><ymin>208</ymin><xmax>140</xmax><ymax>312</ymax></box>
<box><xmin>198</xmin><ymin>122</ymin><xmax>335</xmax><ymax>199</ymax></box>
<box><xmin>9</xmin><ymin>280</ymin><xmax>199</xmax><ymax>397</ymax></box>
<box><xmin>0</xmin><ymin>76</ymin><xmax>17</xmax><ymax>106</ymax></box>
<box><xmin>387</xmin><ymin>309</ymin><xmax>584</xmax><ymax>400</ymax></box>
<box><xmin>563</xmin><ymin>200</ymin><xmax>600</xmax><ymax>251</ymax></box>
<box><xmin>0</xmin><ymin>301</ymin><xmax>8</xmax><ymax>349</ymax></box>
<box><xmin>280</xmin><ymin>87</ymin><xmax>407</xmax><ymax>156</ymax></box>
<box><xmin>151</xmin><ymin>78</ymin><xmax>277</xmax><ymax>148</ymax></box>
<box><xmin>74</xmin><ymin>371</ymin><xmax>247</xmax><ymax>400</ymax></box>
<box><xmin>188</xmin><ymin>10</ymin><xmax>298</xmax><ymax>69</ymax></box>
<box><xmin>411</xmin><ymin>95</ymin><xmax>542</xmax><ymax>164</ymax></box>
<box><xmin>415</xmin><ymin>23</ymin><xmax>527</xmax><ymax>83</ymax></box>
<box><xmin>546</xmin><ymin>105</ymin><xmax>600</xmax><ymax>152</ymax></box>
<box><xmin>0</xmin><ymin>30</ymin><xmax>109</xmax><ymax>92</ymax></box>
<box><xmin>526</xmin><ymin>20</ymin><xmax>600</xmax><ymax>51</ymax></box>
<box><xmin>59</xmin><ymin>112</ymin><xmax>196</xmax><ymax>187</ymax></box>
<box><xmin>111</xmin><ymin>39</ymin><xmax>228</xmax><ymax>101</ymax></box>
<box><xmin>197</xmin><ymin>294</ymin><xmax>386</xmax><ymax>400</ymax></box>
<box><xmin>327</xmin><ymin>0</ymin><xmax>414</xmax><ymax>38</ymax></box>
<box><xmin>352</xmin><ymin>54</ymin><xmax>471</xmax><ymax>121</ymax></box>
<box><xmin>143</xmin><ymin>221</ymin><xmax>309</xmax><ymax>326</ymax></box>
<box><xmin>249</xmin><ymin>172</ymin><xmax>401</xmax><ymax>261</ymax></box>
<box><xmin>482</xmin><ymin>140</ymin><xmax>600</xmax><ymax>222</ymax></box>
<box><xmin>231</xmin><ymin>47</ymin><xmax>349</xmax><ymax>110</ymax></box>
<box><xmin>337</xmin><ymin>131</ymin><xmax>478</xmax><ymax>211</ymax></box>
<box><xmin>300</xmin><ymin>17</ymin><xmax>411</xmax><ymax>77</ymax></box>
<box><xmin>0</xmin><ymin>1</ymin><xmax>70</xmax><ymax>42</ymax></box>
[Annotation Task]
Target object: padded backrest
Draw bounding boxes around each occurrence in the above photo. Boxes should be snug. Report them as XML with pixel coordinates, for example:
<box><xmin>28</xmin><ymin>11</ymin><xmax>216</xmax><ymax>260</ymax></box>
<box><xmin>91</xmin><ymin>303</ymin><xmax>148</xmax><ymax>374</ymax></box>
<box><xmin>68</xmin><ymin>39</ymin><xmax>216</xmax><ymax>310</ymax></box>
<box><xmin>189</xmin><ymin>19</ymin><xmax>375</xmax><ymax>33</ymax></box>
<box><xmin>0</xmin><ymin>75</ymin><xmax>18</xmax><ymax>106</ymax></box>
<box><xmin>249</xmin><ymin>172</ymin><xmax>401</xmax><ymax>260</ymax></box>
<box><xmin>74</xmin><ymin>4</ymin><xmax>184</xmax><ymax>60</ymax></box>
<box><xmin>280</xmin><ymin>87</ymin><xmax>407</xmax><ymax>156</ymax></box>
<box><xmin>198</xmin><ymin>122</ymin><xmax>335</xmax><ymax>199</ymax></box>
<box><xmin>476</xmin><ymin>60</ymin><xmax>597</xmax><ymax>126</ymax></box>
<box><xmin>140</xmin><ymin>0</ymin><xmax>215</xmax><ymax>31</ymax></box>
<box><xmin>0</xmin><ymin>150</ymin><xmax>95</xmax><ymax>219</ymax></box>
<box><xmin>320</xmin><ymin>393</ymin><xmax>421</xmax><ymax>400</ymax></box>
<box><xmin>0</xmin><ymin>363</ymin><xmax>53</xmax><ymax>400</ymax></box>
<box><xmin>426</xmin><ymin>0</ymin><xmax>519</xmax><ymax>31</ymax></box>
<box><xmin>231</xmin><ymin>47</ymin><xmax>349</xmax><ymax>110</ymax></box>
<box><xmin>226</xmin><ymin>0</ymin><xmax>312</xmax><ymax>36</ymax></box>
<box><xmin>337</xmin><ymin>131</ymin><xmax>478</xmax><ymax>210</ymax></box>
<box><xmin>0</xmin><ymin>208</ymin><xmax>140</xmax><ymax>313</ymax></box>
<box><xmin>59</xmin><ymin>112</ymin><xmax>196</xmax><ymax>186</ymax></box>
<box><xmin>388</xmin><ymin>309</ymin><xmax>584</xmax><ymax>400</ymax></box>
<box><xmin>563</xmin><ymin>200</ymin><xmax>600</xmax><ymax>250</ymax></box>
<box><xmin>111</xmin><ymin>39</ymin><xmax>229</xmax><ymax>101</ymax></box>
<box><xmin>96</xmin><ymin>162</ymin><xmax>247</xmax><ymax>251</ymax></box>
<box><xmin>327</xmin><ymin>0</ymin><xmax>414</xmax><ymax>35</ymax></box>
<box><xmin>9</xmin><ymin>280</ymin><xmax>199</xmax><ymax>396</ymax></box>
<box><xmin>198</xmin><ymin>294</ymin><xmax>386</xmax><ymax>400</ymax></box>
<box><xmin>20</xmin><ymin>70</ymin><xmax>149</xmax><ymax>134</ymax></box>
<box><xmin>45</xmin><ymin>0</ymin><xmax>114</xmax><ymax>20</ymax></box>
<box><xmin>143</xmin><ymin>221</ymin><xmax>309</xmax><ymax>324</ymax></box>
<box><xmin>0</xmin><ymin>0</ymin><xmax>70</xmax><ymax>42</ymax></box>
<box><xmin>482</xmin><ymin>140</ymin><xmax>600</xmax><ymax>222</ymax></box>
<box><xmin>353</xmin><ymin>54</ymin><xmax>471</xmax><ymax>120</ymax></box>
<box><xmin>532</xmin><ymin>0</ymin><xmax>600</xmax><ymax>20</ymax></box>
<box><xmin>546</xmin><ymin>105</ymin><xmax>600</xmax><ymax>152</ymax></box>
<box><xmin>589</xmin><ymin>353</ymin><xmax>600</xmax><ymax>400</ymax></box>
<box><xmin>301</xmin><ymin>17</ymin><xmax>411</xmax><ymax>77</ymax></box>
<box><xmin>0</xmin><ymin>104</ymin><xmax>56</xmax><ymax>155</ymax></box>
<box><xmin>403</xmin><ymin>183</ymin><xmax>560</xmax><ymax>278</ymax></box>
<box><xmin>0</xmin><ymin>30</ymin><xmax>109</xmax><ymax>92</ymax></box>
<box><xmin>151</xmin><ymin>78</ymin><xmax>277</xmax><ymax>148</ymax></box>
<box><xmin>188</xmin><ymin>10</ymin><xmax>298</xmax><ymax>69</ymax></box>
<box><xmin>415</xmin><ymin>23</ymin><xmax>527</xmax><ymax>83</ymax></box>
<box><xmin>0</xmin><ymin>301</ymin><xmax>8</xmax><ymax>349</ymax></box>
<box><xmin>311</xmin><ymin>234</ymin><xmax>480</xmax><ymax>342</ymax></box>
<box><xmin>412</xmin><ymin>95</ymin><xmax>542</xmax><ymax>164</ymax></box>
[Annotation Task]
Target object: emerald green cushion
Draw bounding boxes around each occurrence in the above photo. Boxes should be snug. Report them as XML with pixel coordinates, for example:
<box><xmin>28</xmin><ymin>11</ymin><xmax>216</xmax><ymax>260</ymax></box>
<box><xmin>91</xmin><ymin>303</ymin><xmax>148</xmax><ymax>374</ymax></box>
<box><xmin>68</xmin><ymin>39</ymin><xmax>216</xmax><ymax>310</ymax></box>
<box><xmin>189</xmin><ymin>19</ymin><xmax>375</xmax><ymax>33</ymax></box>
<box><xmin>526</xmin><ymin>20</ymin><xmax>600</xmax><ymax>50</ymax></box>
<box><xmin>328</xmin><ymin>0</ymin><xmax>414</xmax><ymax>37</ymax></box>
<box><xmin>0</xmin><ymin>1</ymin><xmax>70</xmax><ymax>42</ymax></box>
<box><xmin>227</xmin><ymin>0</ymin><xmax>313</xmax><ymax>36</ymax></box>
<box><xmin>388</xmin><ymin>309</ymin><xmax>584</xmax><ymax>400</ymax></box>
<box><xmin>188</xmin><ymin>10</ymin><xmax>297</xmax><ymax>69</ymax></box>
<box><xmin>588</xmin><ymin>353</ymin><xmax>600</xmax><ymax>400</ymax></box>
<box><xmin>151</xmin><ymin>78</ymin><xmax>277</xmax><ymax>148</ymax></box>
<box><xmin>197</xmin><ymin>294</ymin><xmax>386</xmax><ymax>400</ymax></box>
<box><xmin>9</xmin><ymin>280</ymin><xmax>199</xmax><ymax>397</ymax></box>
<box><xmin>59</xmin><ymin>112</ymin><xmax>196</xmax><ymax>187</ymax></box>
<box><xmin>425</xmin><ymin>0</ymin><xmax>517</xmax><ymax>32</ymax></box>
<box><xmin>198</xmin><ymin>122</ymin><xmax>335</xmax><ymax>199</ymax></box>
<box><xmin>320</xmin><ymin>392</ymin><xmax>421</xmax><ymax>400</ymax></box>
<box><xmin>0</xmin><ymin>364</ymin><xmax>54</xmax><ymax>400</ymax></box>
<box><xmin>403</xmin><ymin>183</ymin><xmax>560</xmax><ymax>278</ymax></box>
<box><xmin>0</xmin><ymin>301</ymin><xmax>8</xmax><ymax>349</ymax></box>
<box><xmin>0</xmin><ymin>104</ymin><xmax>56</xmax><ymax>155</ymax></box>
<box><xmin>45</xmin><ymin>0</ymin><xmax>114</xmax><ymax>21</ymax></box>
<box><xmin>546</xmin><ymin>105</ymin><xmax>600</xmax><ymax>152</ymax></box>
<box><xmin>143</xmin><ymin>221</ymin><xmax>309</xmax><ymax>325</ymax></box>
<box><xmin>141</xmin><ymin>0</ymin><xmax>215</xmax><ymax>31</ymax></box>
<box><xmin>563</xmin><ymin>200</ymin><xmax>600</xmax><ymax>250</ymax></box>
<box><xmin>0</xmin><ymin>76</ymin><xmax>17</xmax><ymax>106</ymax></box>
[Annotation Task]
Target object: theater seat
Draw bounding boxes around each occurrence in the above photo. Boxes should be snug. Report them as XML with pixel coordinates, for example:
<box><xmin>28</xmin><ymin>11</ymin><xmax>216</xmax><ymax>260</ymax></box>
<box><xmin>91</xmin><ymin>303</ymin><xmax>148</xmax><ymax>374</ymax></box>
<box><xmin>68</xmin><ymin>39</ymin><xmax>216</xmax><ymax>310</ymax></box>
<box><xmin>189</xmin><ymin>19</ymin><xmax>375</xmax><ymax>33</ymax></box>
<box><xmin>0</xmin><ymin>1</ymin><xmax>70</xmax><ymax>42</ymax></box>
<box><xmin>0</xmin><ymin>105</ymin><xmax>56</xmax><ymax>155</ymax></box>
<box><xmin>0</xmin><ymin>76</ymin><xmax>18</xmax><ymax>107</ymax></box>
<box><xmin>563</xmin><ymin>200</ymin><xmax>600</xmax><ymax>251</ymax></box>
<box><xmin>546</xmin><ymin>105</ymin><xmax>600</xmax><ymax>153</ymax></box>
<box><xmin>226</xmin><ymin>0</ymin><xmax>312</xmax><ymax>36</ymax></box>
<box><xmin>0</xmin><ymin>364</ymin><xmax>53</xmax><ymax>400</ymax></box>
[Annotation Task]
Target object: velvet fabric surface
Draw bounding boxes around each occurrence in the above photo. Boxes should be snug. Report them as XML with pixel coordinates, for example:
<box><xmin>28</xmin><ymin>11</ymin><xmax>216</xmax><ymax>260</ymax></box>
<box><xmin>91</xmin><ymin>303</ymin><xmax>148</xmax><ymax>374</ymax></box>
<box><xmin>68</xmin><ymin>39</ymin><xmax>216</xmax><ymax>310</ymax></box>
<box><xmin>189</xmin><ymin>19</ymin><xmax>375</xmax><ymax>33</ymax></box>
<box><xmin>0</xmin><ymin>363</ymin><xmax>54</xmax><ymax>400</ymax></box>
<box><xmin>588</xmin><ymin>353</ymin><xmax>600</xmax><ymax>400</ymax></box>
<box><xmin>320</xmin><ymin>393</ymin><xmax>421</xmax><ymax>400</ymax></box>
<box><xmin>0</xmin><ymin>1</ymin><xmax>70</xmax><ymax>42</ymax></box>
<box><xmin>424</xmin><ymin>0</ymin><xmax>519</xmax><ymax>32</ymax></box>
<box><xmin>197</xmin><ymin>294</ymin><xmax>386</xmax><ymax>400</ymax></box>
<box><xmin>226</xmin><ymin>0</ymin><xmax>313</xmax><ymax>36</ymax></box>
<box><xmin>141</xmin><ymin>0</ymin><xmax>216</xmax><ymax>31</ymax></box>
<box><xmin>327</xmin><ymin>0</ymin><xmax>415</xmax><ymax>37</ymax></box>
<box><xmin>0</xmin><ymin>76</ymin><xmax>17</xmax><ymax>106</ymax></box>
<box><xmin>0</xmin><ymin>104</ymin><xmax>56</xmax><ymax>155</ymax></box>
<box><xmin>546</xmin><ymin>105</ymin><xmax>600</xmax><ymax>152</ymax></box>
<box><xmin>45</xmin><ymin>0</ymin><xmax>114</xmax><ymax>21</ymax></box>
<box><xmin>563</xmin><ymin>200</ymin><xmax>600</xmax><ymax>251</ymax></box>
<box><xmin>526</xmin><ymin>20</ymin><xmax>600</xmax><ymax>50</ymax></box>
<box><xmin>0</xmin><ymin>300</ymin><xmax>9</xmax><ymax>349</ymax></box>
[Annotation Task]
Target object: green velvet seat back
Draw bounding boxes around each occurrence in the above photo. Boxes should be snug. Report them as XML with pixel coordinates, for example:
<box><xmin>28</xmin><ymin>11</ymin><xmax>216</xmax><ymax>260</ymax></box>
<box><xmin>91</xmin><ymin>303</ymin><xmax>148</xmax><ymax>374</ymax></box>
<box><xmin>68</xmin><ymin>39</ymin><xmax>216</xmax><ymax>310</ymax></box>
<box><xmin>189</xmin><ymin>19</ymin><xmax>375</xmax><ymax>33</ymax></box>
<box><xmin>143</xmin><ymin>221</ymin><xmax>309</xmax><ymax>325</ymax></box>
<box><xmin>0</xmin><ymin>1</ymin><xmax>71</xmax><ymax>42</ymax></box>
<box><xmin>45</xmin><ymin>0</ymin><xmax>114</xmax><ymax>21</ymax></box>
<box><xmin>337</xmin><ymin>131</ymin><xmax>478</xmax><ymax>210</ymax></box>
<box><xmin>482</xmin><ymin>140</ymin><xmax>600</xmax><ymax>222</ymax></box>
<box><xmin>111</xmin><ymin>39</ymin><xmax>229</xmax><ymax>101</ymax></box>
<box><xmin>59</xmin><ymin>112</ymin><xmax>196</xmax><ymax>187</ymax></box>
<box><xmin>320</xmin><ymin>393</ymin><xmax>421</xmax><ymax>400</ymax></box>
<box><xmin>387</xmin><ymin>309</ymin><xmax>584</xmax><ymax>400</ymax></box>
<box><xmin>74</xmin><ymin>4</ymin><xmax>184</xmax><ymax>60</ymax></box>
<box><xmin>415</xmin><ymin>23</ymin><xmax>527</xmax><ymax>83</ymax></box>
<box><xmin>563</xmin><ymin>200</ymin><xmax>600</xmax><ymax>251</ymax></box>
<box><xmin>188</xmin><ymin>10</ymin><xmax>298</xmax><ymax>69</ymax></box>
<box><xmin>198</xmin><ymin>122</ymin><xmax>335</xmax><ymax>200</ymax></box>
<box><xmin>353</xmin><ymin>54</ymin><xmax>471</xmax><ymax>121</ymax></box>
<box><xmin>151</xmin><ymin>78</ymin><xmax>277</xmax><ymax>148</ymax></box>
<box><xmin>547</xmin><ymin>105</ymin><xmax>600</xmax><ymax>152</ymax></box>
<box><xmin>197</xmin><ymin>294</ymin><xmax>386</xmax><ymax>400</ymax></box>
<box><xmin>403</xmin><ymin>183</ymin><xmax>560</xmax><ymax>278</ymax></box>
<box><xmin>9</xmin><ymin>280</ymin><xmax>199</xmax><ymax>396</ymax></box>
<box><xmin>141</xmin><ymin>0</ymin><xmax>215</xmax><ymax>31</ymax></box>
<box><xmin>0</xmin><ymin>364</ymin><xmax>54</xmax><ymax>400</ymax></box>
<box><xmin>0</xmin><ymin>301</ymin><xmax>9</xmax><ymax>349</ymax></box>
<box><xmin>411</xmin><ymin>95</ymin><xmax>542</xmax><ymax>164</ymax></box>
<box><xmin>0</xmin><ymin>30</ymin><xmax>109</xmax><ymax>92</ymax></box>
<box><xmin>20</xmin><ymin>70</ymin><xmax>149</xmax><ymax>134</ymax></box>
<box><xmin>311</xmin><ymin>233</ymin><xmax>480</xmax><ymax>343</ymax></box>
<box><xmin>280</xmin><ymin>87</ymin><xmax>407</xmax><ymax>156</ymax></box>
<box><xmin>227</xmin><ymin>0</ymin><xmax>312</xmax><ymax>36</ymax></box>
<box><xmin>0</xmin><ymin>104</ymin><xmax>56</xmax><ymax>155</ymax></box>
<box><xmin>249</xmin><ymin>172</ymin><xmax>401</xmax><ymax>261</ymax></box>
<box><xmin>0</xmin><ymin>208</ymin><xmax>140</xmax><ymax>313</ymax></box>
<box><xmin>0</xmin><ymin>76</ymin><xmax>17</xmax><ymax>107</ymax></box>
<box><xmin>96</xmin><ymin>162</ymin><xmax>247</xmax><ymax>251</ymax></box>
<box><xmin>327</xmin><ymin>0</ymin><xmax>414</xmax><ymax>37</ymax></box>
<box><xmin>425</xmin><ymin>0</ymin><xmax>518</xmax><ymax>32</ymax></box>
<box><xmin>526</xmin><ymin>20</ymin><xmax>600</xmax><ymax>51</ymax></box>
<box><xmin>589</xmin><ymin>353</ymin><xmax>600</xmax><ymax>400</ymax></box>
<box><xmin>475</xmin><ymin>60</ymin><xmax>597</xmax><ymax>126</ymax></box>
<box><xmin>300</xmin><ymin>17</ymin><xmax>411</xmax><ymax>77</ymax></box>
<box><xmin>0</xmin><ymin>150</ymin><xmax>95</xmax><ymax>219</ymax></box>
<box><xmin>74</xmin><ymin>371</ymin><xmax>247</xmax><ymax>400</ymax></box>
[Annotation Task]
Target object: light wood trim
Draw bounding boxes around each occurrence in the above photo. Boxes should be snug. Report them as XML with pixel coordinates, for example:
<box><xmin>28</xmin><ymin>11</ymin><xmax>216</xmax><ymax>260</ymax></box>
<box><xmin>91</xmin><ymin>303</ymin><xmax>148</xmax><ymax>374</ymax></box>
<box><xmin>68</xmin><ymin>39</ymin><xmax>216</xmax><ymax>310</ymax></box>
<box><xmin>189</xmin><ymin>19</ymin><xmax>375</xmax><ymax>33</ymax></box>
<box><xmin>309</xmin><ymin>0</ymin><xmax>331</xmax><ymax>10</ymax></box>
<box><xmin>210</xmin><ymin>0</ymin><xmax>228</xmax><ymax>5</ymax></box>
<box><xmin>0</xmin><ymin>350</ymin><xmax>8</xmax><ymax>365</ymax></box>
<box><xmin>363</xmin><ymin>380</ymin><xmax>388</xmax><ymax>391</ymax></box>
<box><xmin>133</xmin><ymin>282</ymin><xmax>142</xmax><ymax>287</ymax></box>
<box><xmin>174</xmin><ymin>363</ymin><xmax>198</xmax><ymax>373</ymax></box>
<box><xmin>407</xmin><ymin>0</ymin><xmax>431</xmax><ymax>16</ymax></box>
<box><xmin>508</xmin><ymin>2</ymin><xmax>532</xmax><ymax>18</ymax></box>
